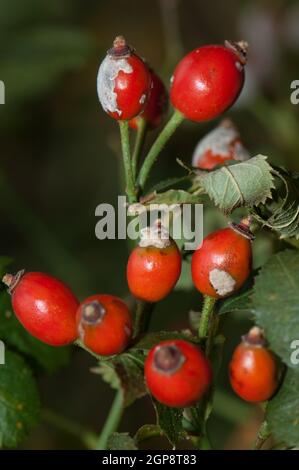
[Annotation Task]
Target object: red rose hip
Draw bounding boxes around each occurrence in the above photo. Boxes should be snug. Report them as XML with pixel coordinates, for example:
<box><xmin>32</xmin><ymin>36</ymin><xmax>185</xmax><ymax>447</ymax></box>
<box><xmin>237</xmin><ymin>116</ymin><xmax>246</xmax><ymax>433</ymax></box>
<box><xmin>145</xmin><ymin>339</ymin><xmax>212</xmax><ymax>407</ymax></box>
<box><xmin>127</xmin><ymin>223</ymin><xmax>182</xmax><ymax>302</ymax></box>
<box><xmin>191</xmin><ymin>219</ymin><xmax>253</xmax><ymax>298</ymax></box>
<box><xmin>170</xmin><ymin>41</ymin><xmax>248</xmax><ymax>122</ymax></box>
<box><xmin>229</xmin><ymin>327</ymin><xmax>280</xmax><ymax>402</ymax></box>
<box><xmin>192</xmin><ymin>119</ymin><xmax>250</xmax><ymax>170</ymax></box>
<box><xmin>97</xmin><ymin>36</ymin><xmax>152</xmax><ymax>120</ymax></box>
<box><xmin>77</xmin><ymin>294</ymin><xmax>132</xmax><ymax>356</ymax></box>
<box><xmin>129</xmin><ymin>70</ymin><xmax>168</xmax><ymax>129</ymax></box>
<box><xmin>2</xmin><ymin>270</ymin><xmax>79</xmax><ymax>346</ymax></box>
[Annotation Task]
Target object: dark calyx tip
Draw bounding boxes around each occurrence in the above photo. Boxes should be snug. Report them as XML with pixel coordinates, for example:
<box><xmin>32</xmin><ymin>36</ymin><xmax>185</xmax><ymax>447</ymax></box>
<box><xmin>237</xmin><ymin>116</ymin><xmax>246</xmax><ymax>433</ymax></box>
<box><xmin>224</xmin><ymin>40</ymin><xmax>249</xmax><ymax>65</ymax></box>
<box><xmin>242</xmin><ymin>326</ymin><xmax>266</xmax><ymax>347</ymax></box>
<box><xmin>108</xmin><ymin>35</ymin><xmax>132</xmax><ymax>58</ymax></box>
<box><xmin>153</xmin><ymin>344</ymin><xmax>185</xmax><ymax>375</ymax></box>
<box><xmin>82</xmin><ymin>300</ymin><xmax>106</xmax><ymax>325</ymax></box>
<box><xmin>229</xmin><ymin>217</ymin><xmax>255</xmax><ymax>241</ymax></box>
<box><xmin>2</xmin><ymin>269</ymin><xmax>25</xmax><ymax>294</ymax></box>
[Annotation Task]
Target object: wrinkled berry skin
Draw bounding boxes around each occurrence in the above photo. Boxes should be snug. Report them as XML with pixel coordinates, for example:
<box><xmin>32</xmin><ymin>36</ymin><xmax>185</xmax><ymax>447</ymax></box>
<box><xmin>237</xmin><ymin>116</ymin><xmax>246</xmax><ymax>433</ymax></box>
<box><xmin>8</xmin><ymin>272</ymin><xmax>79</xmax><ymax>346</ymax></box>
<box><xmin>192</xmin><ymin>227</ymin><xmax>252</xmax><ymax>298</ymax></box>
<box><xmin>97</xmin><ymin>36</ymin><xmax>151</xmax><ymax>121</ymax></box>
<box><xmin>130</xmin><ymin>71</ymin><xmax>168</xmax><ymax>129</ymax></box>
<box><xmin>170</xmin><ymin>44</ymin><xmax>245</xmax><ymax>122</ymax></box>
<box><xmin>145</xmin><ymin>339</ymin><xmax>212</xmax><ymax>407</ymax></box>
<box><xmin>77</xmin><ymin>294</ymin><xmax>132</xmax><ymax>356</ymax></box>
<box><xmin>127</xmin><ymin>239</ymin><xmax>182</xmax><ymax>302</ymax></box>
<box><xmin>229</xmin><ymin>340</ymin><xmax>279</xmax><ymax>402</ymax></box>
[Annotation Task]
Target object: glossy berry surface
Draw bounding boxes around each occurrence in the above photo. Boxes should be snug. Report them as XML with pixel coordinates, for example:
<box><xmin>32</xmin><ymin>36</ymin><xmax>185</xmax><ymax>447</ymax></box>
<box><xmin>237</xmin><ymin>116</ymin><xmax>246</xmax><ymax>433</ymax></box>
<box><xmin>130</xmin><ymin>71</ymin><xmax>167</xmax><ymax>129</ymax></box>
<box><xmin>229</xmin><ymin>328</ymin><xmax>279</xmax><ymax>402</ymax></box>
<box><xmin>77</xmin><ymin>294</ymin><xmax>132</xmax><ymax>356</ymax></box>
<box><xmin>127</xmin><ymin>227</ymin><xmax>182</xmax><ymax>302</ymax></box>
<box><xmin>170</xmin><ymin>42</ymin><xmax>246</xmax><ymax>122</ymax></box>
<box><xmin>97</xmin><ymin>36</ymin><xmax>151</xmax><ymax>121</ymax></box>
<box><xmin>145</xmin><ymin>339</ymin><xmax>212</xmax><ymax>407</ymax></box>
<box><xmin>192</xmin><ymin>224</ymin><xmax>252</xmax><ymax>298</ymax></box>
<box><xmin>3</xmin><ymin>271</ymin><xmax>79</xmax><ymax>346</ymax></box>
<box><xmin>192</xmin><ymin>119</ymin><xmax>249</xmax><ymax>170</ymax></box>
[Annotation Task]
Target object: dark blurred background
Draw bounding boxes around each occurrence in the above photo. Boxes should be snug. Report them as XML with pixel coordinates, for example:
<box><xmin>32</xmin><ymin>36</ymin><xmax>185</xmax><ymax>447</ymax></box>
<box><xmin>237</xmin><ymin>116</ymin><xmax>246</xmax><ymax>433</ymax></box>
<box><xmin>0</xmin><ymin>0</ymin><xmax>298</xmax><ymax>450</ymax></box>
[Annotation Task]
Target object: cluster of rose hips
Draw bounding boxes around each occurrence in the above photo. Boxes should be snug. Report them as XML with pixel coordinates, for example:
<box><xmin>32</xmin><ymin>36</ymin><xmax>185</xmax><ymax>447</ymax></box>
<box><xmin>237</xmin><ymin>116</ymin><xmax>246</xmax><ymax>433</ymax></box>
<box><xmin>2</xmin><ymin>36</ymin><xmax>280</xmax><ymax>413</ymax></box>
<box><xmin>2</xmin><ymin>218</ymin><xmax>280</xmax><ymax>407</ymax></box>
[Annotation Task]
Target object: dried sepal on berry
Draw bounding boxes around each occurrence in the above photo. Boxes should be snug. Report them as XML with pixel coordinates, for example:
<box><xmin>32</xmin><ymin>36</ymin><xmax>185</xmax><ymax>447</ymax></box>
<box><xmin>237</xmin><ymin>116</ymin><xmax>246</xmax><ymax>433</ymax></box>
<box><xmin>127</xmin><ymin>221</ymin><xmax>182</xmax><ymax>302</ymax></box>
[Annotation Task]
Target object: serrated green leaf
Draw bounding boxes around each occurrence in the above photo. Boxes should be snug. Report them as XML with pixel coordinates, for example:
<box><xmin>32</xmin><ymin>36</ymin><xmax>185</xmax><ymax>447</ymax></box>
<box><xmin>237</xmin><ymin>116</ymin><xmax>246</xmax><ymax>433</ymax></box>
<box><xmin>196</xmin><ymin>155</ymin><xmax>274</xmax><ymax>213</ymax></box>
<box><xmin>252</xmin><ymin>250</ymin><xmax>299</xmax><ymax>367</ymax></box>
<box><xmin>267</xmin><ymin>368</ymin><xmax>299</xmax><ymax>447</ymax></box>
<box><xmin>145</xmin><ymin>189</ymin><xmax>202</xmax><ymax>205</ymax></box>
<box><xmin>107</xmin><ymin>432</ymin><xmax>137</xmax><ymax>450</ymax></box>
<box><xmin>152</xmin><ymin>399</ymin><xmax>184</xmax><ymax>448</ymax></box>
<box><xmin>93</xmin><ymin>352</ymin><xmax>147</xmax><ymax>407</ymax></box>
<box><xmin>0</xmin><ymin>350</ymin><xmax>40</xmax><ymax>448</ymax></box>
<box><xmin>252</xmin><ymin>168</ymin><xmax>299</xmax><ymax>240</ymax></box>
<box><xmin>0</xmin><ymin>292</ymin><xmax>71</xmax><ymax>373</ymax></box>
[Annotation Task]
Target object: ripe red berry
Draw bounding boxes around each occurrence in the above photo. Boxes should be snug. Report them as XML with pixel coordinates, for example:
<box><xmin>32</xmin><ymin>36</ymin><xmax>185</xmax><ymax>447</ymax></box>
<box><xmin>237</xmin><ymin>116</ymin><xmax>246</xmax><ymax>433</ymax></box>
<box><xmin>191</xmin><ymin>220</ymin><xmax>253</xmax><ymax>298</ymax></box>
<box><xmin>229</xmin><ymin>327</ymin><xmax>280</xmax><ymax>402</ymax></box>
<box><xmin>77</xmin><ymin>294</ymin><xmax>132</xmax><ymax>356</ymax></box>
<box><xmin>170</xmin><ymin>41</ymin><xmax>248</xmax><ymax>122</ymax></box>
<box><xmin>145</xmin><ymin>339</ymin><xmax>212</xmax><ymax>407</ymax></box>
<box><xmin>127</xmin><ymin>224</ymin><xmax>182</xmax><ymax>302</ymax></box>
<box><xmin>129</xmin><ymin>70</ymin><xmax>168</xmax><ymax>129</ymax></box>
<box><xmin>2</xmin><ymin>270</ymin><xmax>79</xmax><ymax>346</ymax></box>
<box><xmin>97</xmin><ymin>36</ymin><xmax>152</xmax><ymax>121</ymax></box>
<box><xmin>192</xmin><ymin>119</ymin><xmax>250</xmax><ymax>170</ymax></box>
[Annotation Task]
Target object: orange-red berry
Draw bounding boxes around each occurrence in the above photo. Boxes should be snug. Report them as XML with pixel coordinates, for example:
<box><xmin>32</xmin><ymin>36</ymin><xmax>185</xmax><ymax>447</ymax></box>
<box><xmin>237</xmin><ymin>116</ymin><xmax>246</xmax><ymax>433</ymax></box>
<box><xmin>170</xmin><ymin>41</ymin><xmax>247</xmax><ymax>122</ymax></box>
<box><xmin>2</xmin><ymin>270</ymin><xmax>79</xmax><ymax>346</ymax></box>
<box><xmin>145</xmin><ymin>339</ymin><xmax>212</xmax><ymax>407</ymax></box>
<box><xmin>76</xmin><ymin>294</ymin><xmax>132</xmax><ymax>356</ymax></box>
<box><xmin>229</xmin><ymin>327</ymin><xmax>280</xmax><ymax>402</ymax></box>
<box><xmin>97</xmin><ymin>36</ymin><xmax>151</xmax><ymax>121</ymax></box>
<box><xmin>129</xmin><ymin>70</ymin><xmax>168</xmax><ymax>129</ymax></box>
<box><xmin>192</xmin><ymin>119</ymin><xmax>250</xmax><ymax>170</ymax></box>
<box><xmin>127</xmin><ymin>225</ymin><xmax>182</xmax><ymax>302</ymax></box>
<box><xmin>191</xmin><ymin>221</ymin><xmax>253</xmax><ymax>299</ymax></box>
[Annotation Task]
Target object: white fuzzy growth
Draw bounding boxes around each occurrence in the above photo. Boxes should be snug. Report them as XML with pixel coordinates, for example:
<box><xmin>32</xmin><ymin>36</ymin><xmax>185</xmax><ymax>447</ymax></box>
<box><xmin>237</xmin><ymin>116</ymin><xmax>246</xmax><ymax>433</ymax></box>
<box><xmin>233</xmin><ymin>141</ymin><xmax>250</xmax><ymax>161</ymax></box>
<box><xmin>97</xmin><ymin>55</ymin><xmax>133</xmax><ymax>116</ymax></box>
<box><xmin>139</xmin><ymin>225</ymin><xmax>171</xmax><ymax>249</ymax></box>
<box><xmin>209</xmin><ymin>268</ymin><xmax>236</xmax><ymax>296</ymax></box>
<box><xmin>192</xmin><ymin>126</ymin><xmax>249</xmax><ymax>166</ymax></box>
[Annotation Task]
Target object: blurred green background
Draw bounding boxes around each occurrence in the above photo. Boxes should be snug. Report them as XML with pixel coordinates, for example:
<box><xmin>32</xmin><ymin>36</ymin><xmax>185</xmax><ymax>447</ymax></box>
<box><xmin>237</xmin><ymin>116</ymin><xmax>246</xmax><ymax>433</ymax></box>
<box><xmin>0</xmin><ymin>0</ymin><xmax>298</xmax><ymax>450</ymax></box>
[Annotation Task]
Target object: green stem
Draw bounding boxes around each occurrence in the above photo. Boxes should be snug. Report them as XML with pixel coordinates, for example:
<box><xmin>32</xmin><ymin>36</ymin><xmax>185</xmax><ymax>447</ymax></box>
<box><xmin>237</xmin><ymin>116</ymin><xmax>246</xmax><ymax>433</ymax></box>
<box><xmin>96</xmin><ymin>390</ymin><xmax>124</xmax><ymax>450</ymax></box>
<box><xmin>132</xmin><ymin>118</ymin><xmax>147</xmax><ymax>179</ymax></box>
<box><xmin>119</xmin><ymin>121</ymin><xmax>136</xmax><ymax>203</ymax></box>
<box><xmin>133</xmin><ymin>300</ymin><xmax>155</xmax><ymax>338</ymax></box>
<box><xmin>254</xmin><ymin>421</ymin><xmax>270</xmax><ymax>450</ymax></box>
<box><xmin>137</xmin><ymin>110</ymin><xmax>184</xmax><ymax>190</ymax></box>
<box><xmin>42</xmin><ymin>409</ymin><xmax>97</xmax><ymax>449</ymax></box>
<box><xmin>198</xmin><ymin>296</ymin><xmax>216</xmax><ymax>341</ymax></box>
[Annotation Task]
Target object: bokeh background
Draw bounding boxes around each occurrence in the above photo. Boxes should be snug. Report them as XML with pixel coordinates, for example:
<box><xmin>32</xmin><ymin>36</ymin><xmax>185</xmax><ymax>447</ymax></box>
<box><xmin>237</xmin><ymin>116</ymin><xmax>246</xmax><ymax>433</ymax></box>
<box><xmin>0</xmin><ymin>0</ymin><xmax>298</xmax><ymax>450</ymax></box>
